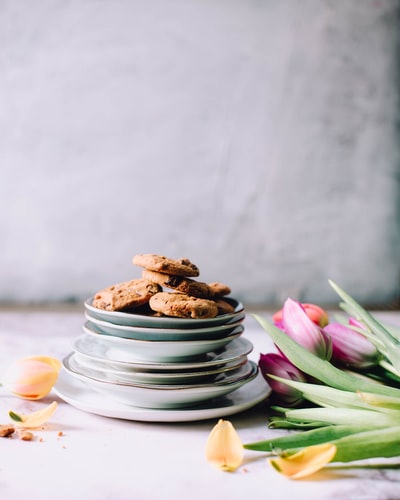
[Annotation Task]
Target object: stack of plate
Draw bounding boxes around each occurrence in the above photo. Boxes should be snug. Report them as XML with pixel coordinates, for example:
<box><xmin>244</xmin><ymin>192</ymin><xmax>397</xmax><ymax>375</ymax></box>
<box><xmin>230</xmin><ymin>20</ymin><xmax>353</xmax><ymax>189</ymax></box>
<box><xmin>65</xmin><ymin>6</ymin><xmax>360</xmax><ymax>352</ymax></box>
<box><xmin>55</xmin><ymin>296</ymin><xmax>270</xmax><ymax>421</ymax></box>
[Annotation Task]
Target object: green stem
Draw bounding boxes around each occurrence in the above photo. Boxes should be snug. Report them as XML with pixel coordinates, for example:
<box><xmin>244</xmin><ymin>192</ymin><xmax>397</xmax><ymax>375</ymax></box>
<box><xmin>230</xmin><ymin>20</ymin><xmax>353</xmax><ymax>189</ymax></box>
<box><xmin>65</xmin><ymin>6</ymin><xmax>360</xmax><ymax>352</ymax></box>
<box><xmin>331</xmin><ymin>426</ymin><xmax>400</xmax><ymax>463</ymax></box>
<box><xmin>244</xmin><ymin>425</ymin><xmax>368</xmax><ymax>452</ymax></box>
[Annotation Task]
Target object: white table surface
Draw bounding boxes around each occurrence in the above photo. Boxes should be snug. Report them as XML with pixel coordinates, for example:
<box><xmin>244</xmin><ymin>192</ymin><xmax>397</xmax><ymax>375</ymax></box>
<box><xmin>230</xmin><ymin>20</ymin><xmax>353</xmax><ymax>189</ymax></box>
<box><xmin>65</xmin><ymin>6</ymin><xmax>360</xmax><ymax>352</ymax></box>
<box><xmin>0</xmin><ymin>307</ymin><xmax>399</xmax><ymax>500</ymax></box>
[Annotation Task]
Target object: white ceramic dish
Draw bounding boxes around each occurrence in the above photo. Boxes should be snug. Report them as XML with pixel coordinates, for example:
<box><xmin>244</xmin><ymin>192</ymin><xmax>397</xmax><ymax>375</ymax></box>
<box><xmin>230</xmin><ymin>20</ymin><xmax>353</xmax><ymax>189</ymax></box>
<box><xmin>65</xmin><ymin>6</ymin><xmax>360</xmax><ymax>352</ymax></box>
<box><xmin>62</xmin><ymin>356</ymin><xmax>258</xmax><ymax>408</ymax></box>
<box><xmin>81</xmin><ymin>324</ymin><xmax>243</xmax><ymax>362</ymax></box>
<box><xmin>84</xmin><ymin>296</ymin><xmax>245</xmax><ymax>328</ymax></box>
<box><xmin>72</xmin><ymin>334</ymin><xmax>253</xmax><ymax>370</ymax></box>
<box><xmin>72</xmin><ymin>351</ymin><xmax>249</xmax><ymax>385</ymax></box>
<box><xmin>54</xmin><ymin>370</ymin><xmax>271</xmax><ymax>422</ymax></box>
<box><xmin>84</xmin><ymin>313</ymin><xmax>244</xmax><ymax>341</ymax></box>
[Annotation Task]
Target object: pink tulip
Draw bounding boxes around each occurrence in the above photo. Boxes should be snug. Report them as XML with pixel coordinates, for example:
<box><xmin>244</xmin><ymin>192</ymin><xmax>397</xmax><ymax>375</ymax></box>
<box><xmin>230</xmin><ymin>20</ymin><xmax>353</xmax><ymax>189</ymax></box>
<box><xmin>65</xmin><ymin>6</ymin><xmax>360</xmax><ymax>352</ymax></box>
<box><xmin>273</xmin><ymin>302</ymin><xmax>329</xmax><ymax>328</ymax></box>
<box><xmin>259</xmin><ymin>353</ymin><xmax>307</xmax><ymax>406</ymax></box>
<box><xmin>2</xmin><ymin>356</ymin><xmax>61</xmax><ymax>400</ymax></box>
<box><xmin>280</xmin><ymin>298</ymin><xmax>332</xmax><ymax>360</ymax></box>
<box><xmin>323</xmin><ymin>322</ymin><xmax>379</xmax><ymax>368</ymax></box>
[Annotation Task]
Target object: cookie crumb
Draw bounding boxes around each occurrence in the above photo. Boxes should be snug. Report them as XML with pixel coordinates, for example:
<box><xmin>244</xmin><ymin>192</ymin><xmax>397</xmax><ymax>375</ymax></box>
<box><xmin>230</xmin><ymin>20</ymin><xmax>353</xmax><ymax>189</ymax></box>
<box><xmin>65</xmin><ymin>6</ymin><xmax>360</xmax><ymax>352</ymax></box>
<box><xmin>0</xmin><ymin>424</ymin><xmax>15</xmax><ymax>437</ymax></box>
<box><xmin>19</xmin><ymin>430</ymin><xmax>34</xmax><ymax>441</ymax></box>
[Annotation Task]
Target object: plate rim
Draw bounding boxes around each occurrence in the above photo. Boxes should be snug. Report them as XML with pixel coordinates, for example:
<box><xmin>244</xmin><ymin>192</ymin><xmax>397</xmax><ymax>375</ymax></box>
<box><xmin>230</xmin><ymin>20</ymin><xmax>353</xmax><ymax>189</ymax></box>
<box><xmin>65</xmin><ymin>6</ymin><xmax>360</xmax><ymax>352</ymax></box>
<box><xmin>63</xmin><ymin>354</ymin><xmax>258</xmax><ymax>390</ymax></box>
<box><xmin>84</xmin><ymin>317</ymin><xmax>245</xmax><ymax>342</ymax></box>
<box><xmin>72</xmin><ymin>351</ymin><xmax>249</xmax><ymax>384</ymax></box>
<box><xmin>72</xmin><ymin>335</ymin><xmax>253</xmax><ymax>370</ymax></box>
<box><xmin>85</xmin><ymin>312</ymin><xmax>245</xmax><ymax>338</ymax></box>
<box><xmin>82</xmin><ymin>323</ymin><xmax>243</xmax><ymax>347</ymax></box>
<box><xmin>53</xmin><ymin>370</ymin><xmax>270</xmax><ymax>422</ymax></box>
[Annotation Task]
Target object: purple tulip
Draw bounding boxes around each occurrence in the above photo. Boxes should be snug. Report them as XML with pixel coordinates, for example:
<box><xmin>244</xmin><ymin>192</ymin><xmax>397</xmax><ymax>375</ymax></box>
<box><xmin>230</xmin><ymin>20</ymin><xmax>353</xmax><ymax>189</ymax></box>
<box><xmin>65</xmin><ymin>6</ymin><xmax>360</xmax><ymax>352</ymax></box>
<box><xmin>323</xmin><ymin>321</ymin><xmax>379</xmax><ymax>368</ymax></box>
<box><xmin>280</xmin><ymin>298</ymin><xmax>332</xmax><ymax>360</ymax></box>
<box><xmin>259</xmin><ymin>352</ymin><xmax>307</xmax><ymax>406</ymax></box>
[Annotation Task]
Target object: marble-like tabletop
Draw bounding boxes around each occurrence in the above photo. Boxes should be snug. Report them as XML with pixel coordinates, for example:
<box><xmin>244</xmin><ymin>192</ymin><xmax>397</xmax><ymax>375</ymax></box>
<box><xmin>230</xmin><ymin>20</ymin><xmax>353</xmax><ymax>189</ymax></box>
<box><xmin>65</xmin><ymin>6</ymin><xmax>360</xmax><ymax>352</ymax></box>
<box><xmin>0</xmin><ymin>306</ymin><xmax>399</xmax><ymax>500</ymax></box>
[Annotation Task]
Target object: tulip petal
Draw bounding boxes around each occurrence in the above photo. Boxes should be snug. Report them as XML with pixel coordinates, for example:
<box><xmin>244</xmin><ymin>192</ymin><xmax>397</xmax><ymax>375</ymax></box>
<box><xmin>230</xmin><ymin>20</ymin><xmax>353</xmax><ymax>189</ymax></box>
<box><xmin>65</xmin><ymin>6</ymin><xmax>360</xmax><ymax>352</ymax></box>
<box><xmin>205</xmin><ymin>419</ymin><xmax>244</xmax><ymax>471</ymax></box>
<box><xmin>269</xmin><ymin>443</ymin><xmax>337</xmax><ymax>479</ymax></box>
<box><xmin>9</xmin><ymin>401</ymin><xmax>58</xmax><ymax>428</ymax></box>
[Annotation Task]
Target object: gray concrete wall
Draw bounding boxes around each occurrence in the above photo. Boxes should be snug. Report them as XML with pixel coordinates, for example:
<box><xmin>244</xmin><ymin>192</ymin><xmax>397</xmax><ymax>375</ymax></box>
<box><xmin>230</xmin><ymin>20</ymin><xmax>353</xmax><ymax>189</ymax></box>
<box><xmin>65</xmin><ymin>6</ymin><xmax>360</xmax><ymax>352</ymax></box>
<box><xmin>1</xmin><ymin>0</ymin><xmax>399</xmax><ymax>307</ymax></box>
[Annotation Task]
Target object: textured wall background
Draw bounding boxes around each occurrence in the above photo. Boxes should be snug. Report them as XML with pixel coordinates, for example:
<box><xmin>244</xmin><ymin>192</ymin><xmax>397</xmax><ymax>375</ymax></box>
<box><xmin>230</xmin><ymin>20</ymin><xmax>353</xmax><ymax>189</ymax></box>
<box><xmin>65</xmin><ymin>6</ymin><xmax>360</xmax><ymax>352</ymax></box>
<box><xmin>1</xmin><ymin>0</ymin><xmax>399</xmax><ymax>307</ymax></box>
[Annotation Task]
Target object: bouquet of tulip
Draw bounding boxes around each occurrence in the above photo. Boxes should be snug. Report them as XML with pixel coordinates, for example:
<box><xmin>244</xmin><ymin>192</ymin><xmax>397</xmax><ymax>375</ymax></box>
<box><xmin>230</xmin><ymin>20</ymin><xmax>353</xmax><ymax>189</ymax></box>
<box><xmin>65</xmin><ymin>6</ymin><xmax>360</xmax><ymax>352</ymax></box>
<box><xmin>206</xmin><ymin>280</ymin><xmax>400</xmax><ymax>478</ymax></box>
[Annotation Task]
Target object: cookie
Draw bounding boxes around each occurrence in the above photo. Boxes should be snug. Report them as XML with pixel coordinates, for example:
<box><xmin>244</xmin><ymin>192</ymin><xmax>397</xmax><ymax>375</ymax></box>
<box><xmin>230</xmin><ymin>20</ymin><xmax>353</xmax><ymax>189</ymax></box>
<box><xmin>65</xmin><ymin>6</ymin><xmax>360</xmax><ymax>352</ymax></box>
<box><xmin>214</xmin><ymin>298</ymin><xmax>235</xmax><ymax>315</ymax></box>
<box><xmin>92</xmin><ymin>279</ymin><xmax>161</xmax><ymax>311</ymax></box>
<box><xmin>207</xmin><ymin>282</ymin><xmax>231</xmax><ymax>298</ymax></box>
<box><xmin>149</xmin><ymin>292</ymin><xmax>218</xmax><ymax>319</ymax></box>
<box><xmin>132</xmin><ymin>254</ymin><xmax>199</xmax><ymax>277</ymax></box>
<box><xmin>142</xmin><ymin>269</ymin><xmax>212</xmax><ymax>298</ymax></box>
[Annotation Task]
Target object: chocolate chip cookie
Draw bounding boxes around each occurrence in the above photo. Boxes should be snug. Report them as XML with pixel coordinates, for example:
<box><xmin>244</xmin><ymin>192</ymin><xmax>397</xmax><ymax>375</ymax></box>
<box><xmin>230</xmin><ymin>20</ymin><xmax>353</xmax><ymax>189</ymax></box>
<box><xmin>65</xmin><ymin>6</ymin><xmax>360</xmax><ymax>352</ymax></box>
<box><xmin>207</xmin><ymin>282</ymin><xmax>231</xmax><ymax>298</ymax></box>
<box><xmin>92</xmin><ymin>279</ymin><xmax>161</xmax><ymax>311</ymax></box>
<box><xmin>132</xmin><ymin>254</ymin><xmax>199</xmax><ymax>277</ymax></box>
<box><xmin>141</xmin><ymin>269</ymin><xmax>212</xmax><ymax>299</ymax></box>
<box><xmin>214</xmin><ymin>298</ymin><xmax>235</xmax><ymax>315</ymax></box>
<box><xmin>149</xmin><ymin>292</ymin><xmax>218</xmax><ymax>319</ymax></box>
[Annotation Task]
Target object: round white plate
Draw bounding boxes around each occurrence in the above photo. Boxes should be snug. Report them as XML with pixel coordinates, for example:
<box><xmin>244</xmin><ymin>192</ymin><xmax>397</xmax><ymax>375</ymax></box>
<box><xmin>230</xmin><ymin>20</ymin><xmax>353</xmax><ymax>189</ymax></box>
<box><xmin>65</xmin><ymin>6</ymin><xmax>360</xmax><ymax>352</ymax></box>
<box><xmin>72</xmin><ymin>351</ymin><xmax>249</xmax><ymax>385</ymax></box>
<box><xmin>72</xmin><ymin>335</ymin><xmax>253</xmax><ymax>370</ymax></box>
<box><xmin>85</xmin><ymin>314</ymin><xmax>245</xmax><ymax>341</ymax></box>
<box><xmin>54</xmin><ymin>370</ymin><xmax>270</xmax><ymax>422</ymax></box>
<box><xmin>81</xmin><ymin>324</ymin><xmax>243</xmax><ymax>362</ymax></box>
<box><xmin>84</xmin><ymin>296</ymin><xmax>245</xmax><ymax>328</ymax></box>
<box><xmin>62</xmin><ymin>356</ymin><xmax>258</xmax><ymax>408</ymax></box>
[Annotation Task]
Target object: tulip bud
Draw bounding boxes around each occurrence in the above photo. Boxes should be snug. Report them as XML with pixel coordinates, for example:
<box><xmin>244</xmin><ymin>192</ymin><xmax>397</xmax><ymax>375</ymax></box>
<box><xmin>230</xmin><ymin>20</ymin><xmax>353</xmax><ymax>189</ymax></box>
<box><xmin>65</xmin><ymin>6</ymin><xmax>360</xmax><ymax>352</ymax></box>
<box><xmin>273</xmin><ymin>302</ymin><xmax>329</xmax><ymax>328</ymax></box>
<box><xmin>281</xmin><ymin>298</ymin><xmax>332</xmax><ymax>360</ymax></box>
<box><xmin>205</xmin><ymin>419</ymin><xmax>244</xmax><ymax>471</ymax></box>
<box><xmin>259</xmin><ymin>353</ymin><xmax>306</xmax><ymax>406</ymax></box>
<box><xmin>323</xmin><ymin>322</ymin><xmax>379</xmax><ymax>368</ymax></box>
<box><xmin>2</xmin><ymin>356</ymin><xmax>61</xmax><ymax>400</ymax></box>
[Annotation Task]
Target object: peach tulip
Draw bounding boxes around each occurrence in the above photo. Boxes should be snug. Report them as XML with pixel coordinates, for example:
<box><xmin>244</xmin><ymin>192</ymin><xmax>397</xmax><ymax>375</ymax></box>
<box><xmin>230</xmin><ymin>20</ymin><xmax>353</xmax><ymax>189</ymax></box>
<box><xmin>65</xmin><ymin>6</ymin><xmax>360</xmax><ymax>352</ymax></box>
<box><xmin>2</xmin><ymin>356</ymin><xmax>61</xmax><ymax>400</ymax></box>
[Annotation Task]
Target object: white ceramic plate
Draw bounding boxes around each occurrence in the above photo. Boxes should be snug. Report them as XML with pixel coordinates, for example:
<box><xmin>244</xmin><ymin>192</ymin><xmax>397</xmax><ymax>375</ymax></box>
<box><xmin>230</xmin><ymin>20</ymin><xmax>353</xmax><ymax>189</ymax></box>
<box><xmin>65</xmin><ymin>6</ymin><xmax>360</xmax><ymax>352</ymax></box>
<box><xmin>72</xmin><ymin>351</ymin><xmax>249</xmax><ymax>385</ymax></box>
<box><xmin>62</xmin><ymin>357</ymin><xmax>258</xmax><ymax>408</ymax></box>
<box><xmin>84</xmin><ymin>296</ymin><xmax>245</xmax><ymax>328</ymax></box>
<box><xmin>85</xmin><ymin>313</ymin><xmax>245</xmax><ymax>341</ymax></box>
<box><xmin>81</xmin><ymin>324</ymin><xmax>243</xmax><ymax>362</ymax></box>
<box><xmin>72</xmin><ymin>334</ymin><xmax>253</xmax><ymax>370</ymax></box>
<box><xmin>54</xmin><ymin>370</ymin><xmax>270</xmax><ymax>422</ymax></box>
